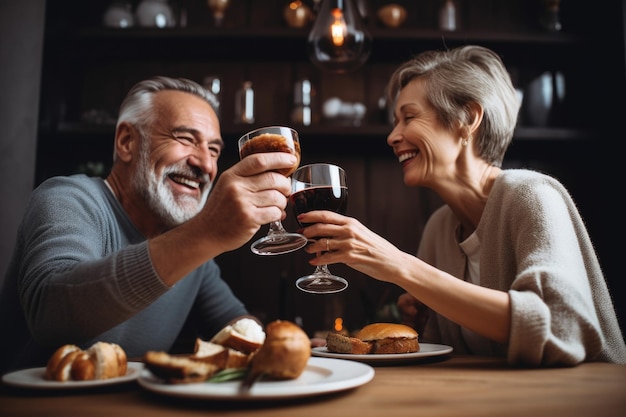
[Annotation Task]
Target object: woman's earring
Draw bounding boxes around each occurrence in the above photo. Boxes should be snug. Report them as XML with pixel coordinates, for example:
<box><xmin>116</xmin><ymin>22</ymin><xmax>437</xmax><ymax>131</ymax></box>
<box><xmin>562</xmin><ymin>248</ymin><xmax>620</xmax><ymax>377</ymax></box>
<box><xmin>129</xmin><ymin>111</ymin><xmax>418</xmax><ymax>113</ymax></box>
<box><xmin>461</xmin><ymin>138</ymin><xmax>468</xmax><ymax>147</ymax></box>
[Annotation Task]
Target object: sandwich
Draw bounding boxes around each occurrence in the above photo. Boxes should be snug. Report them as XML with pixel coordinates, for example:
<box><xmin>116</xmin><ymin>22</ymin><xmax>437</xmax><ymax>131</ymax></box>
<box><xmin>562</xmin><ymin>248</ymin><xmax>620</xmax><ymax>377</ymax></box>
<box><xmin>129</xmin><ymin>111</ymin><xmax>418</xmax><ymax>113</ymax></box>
<box><xmin>326</xmin><ymin>322</ymin><xmax>419</xmax><ymax>354</ymax></box>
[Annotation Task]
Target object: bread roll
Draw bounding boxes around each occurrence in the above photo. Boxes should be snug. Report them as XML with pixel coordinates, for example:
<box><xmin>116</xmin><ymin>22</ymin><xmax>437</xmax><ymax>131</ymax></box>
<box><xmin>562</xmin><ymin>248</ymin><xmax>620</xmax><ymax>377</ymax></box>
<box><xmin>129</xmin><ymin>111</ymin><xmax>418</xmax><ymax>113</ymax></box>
<box><xmin>87</xmin><ymin>341</ymin><xmax>127</xmax><ymax>380</ymax></box>
<box><xmin>356</xmin><ymin>323</ymin><xmax>419</xmax><ymax>354</ymax></box>
<box><xmin>210</xmin><ymin>318</ymin><xmax>265</xmax><ymax>354</ymax></box>
<box><xmin>247</xmin><ymin>320</ymin><xmax>310</xmax><ymax>381</ymax></box>
<box><xmin>44</xmin><ymin>344</ymin><xmax>81</xmax><ymax>380</ymax></box>
<box><xmin>44</xmin><ymin>342</ymin><xmax>128</xmax><ymax>382</ymax></box>
<box><xmin>70</xmin><ymin>351</ymin><xmax>96</xmax><ymax>381</ymax></box>
<box><xmin>355</xmin><ymin>323</ymin><xmax>418</xmax><ymax>341</ymax></box>
<box><xmin>49</xmin><ymin>350</ymin><xmax>83</xmax><ymax>382</ymax></box>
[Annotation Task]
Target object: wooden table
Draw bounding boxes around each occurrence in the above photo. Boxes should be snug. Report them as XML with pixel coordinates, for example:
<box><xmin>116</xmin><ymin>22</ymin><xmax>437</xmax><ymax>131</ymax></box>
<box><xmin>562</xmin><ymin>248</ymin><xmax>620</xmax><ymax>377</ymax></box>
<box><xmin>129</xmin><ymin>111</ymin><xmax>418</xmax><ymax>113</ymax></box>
<box><xmin>2</xmin><ymin>355</ymin><xmax>625</xmax><ymax>417</ymax></box>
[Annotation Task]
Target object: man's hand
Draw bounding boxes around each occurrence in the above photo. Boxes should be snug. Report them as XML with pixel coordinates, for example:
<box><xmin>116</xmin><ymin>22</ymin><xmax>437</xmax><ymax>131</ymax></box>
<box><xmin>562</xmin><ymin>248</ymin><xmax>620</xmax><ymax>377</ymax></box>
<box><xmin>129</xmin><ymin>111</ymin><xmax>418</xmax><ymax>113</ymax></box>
<box><xmin>397</xmin><ymin>292</ymin><xmax>429</xmax><ymax>334</ymax></box>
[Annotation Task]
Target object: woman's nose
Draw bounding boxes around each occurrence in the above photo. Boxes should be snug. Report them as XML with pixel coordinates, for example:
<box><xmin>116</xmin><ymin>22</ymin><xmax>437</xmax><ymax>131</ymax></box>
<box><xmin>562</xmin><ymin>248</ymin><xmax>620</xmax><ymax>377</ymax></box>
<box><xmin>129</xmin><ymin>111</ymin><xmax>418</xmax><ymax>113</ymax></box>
<box><xmin>387</xmin><ymin>125</ymin><xmax>402</xmax><ymax>147</ymax></box>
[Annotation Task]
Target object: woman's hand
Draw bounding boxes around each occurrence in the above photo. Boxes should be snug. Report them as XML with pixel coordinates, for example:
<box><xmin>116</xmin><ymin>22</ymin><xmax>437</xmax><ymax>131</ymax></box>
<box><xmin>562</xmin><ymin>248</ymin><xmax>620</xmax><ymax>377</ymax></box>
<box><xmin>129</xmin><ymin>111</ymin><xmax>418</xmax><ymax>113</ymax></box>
<box><xmin>297</xmin><ymin>210</ymin><xmax>410</xmax><ymax>284</ymax></box>
<box><xmin>297</xmin><ymin>210</ymin><xmax>511</xmax><ymax>345</ymax></box>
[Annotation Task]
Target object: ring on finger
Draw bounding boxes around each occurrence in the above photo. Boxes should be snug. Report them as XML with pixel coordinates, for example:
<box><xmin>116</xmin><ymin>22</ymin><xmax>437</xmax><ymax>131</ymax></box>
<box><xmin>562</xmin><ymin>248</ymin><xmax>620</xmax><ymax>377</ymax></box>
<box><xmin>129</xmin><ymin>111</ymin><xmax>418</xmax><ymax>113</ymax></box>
<box><xmin>326</xmin><ymin>238</ymin><xmax>330</xmax><ymax>252</ymax></box>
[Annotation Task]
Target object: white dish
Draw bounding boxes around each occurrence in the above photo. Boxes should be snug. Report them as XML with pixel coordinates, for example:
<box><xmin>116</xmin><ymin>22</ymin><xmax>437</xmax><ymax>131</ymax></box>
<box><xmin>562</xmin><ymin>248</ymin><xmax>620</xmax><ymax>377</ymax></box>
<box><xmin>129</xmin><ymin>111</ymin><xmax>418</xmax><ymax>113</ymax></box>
<box><xmin>137</xmin><ymin>357</ymin><xmax>374</xmax><ymax>401</ymax></box>
<box><xmin>311</xmin><ymin>343</ymin><xmax>453</xmax><ymax>363</ymax></box>
<box><xmin>1</xmin><ymin>361</ymin><xmax>143</xmax><ymax>389</ymax></box>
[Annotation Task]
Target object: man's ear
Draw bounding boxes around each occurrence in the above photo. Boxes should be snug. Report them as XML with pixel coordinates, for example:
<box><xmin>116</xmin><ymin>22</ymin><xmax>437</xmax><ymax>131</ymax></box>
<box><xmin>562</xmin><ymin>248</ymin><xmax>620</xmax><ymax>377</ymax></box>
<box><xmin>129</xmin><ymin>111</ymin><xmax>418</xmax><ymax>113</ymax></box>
<box><xmin>114</xmin><ymin>122</ymin><xmax>137</xmax><ymax>162</ymax></box>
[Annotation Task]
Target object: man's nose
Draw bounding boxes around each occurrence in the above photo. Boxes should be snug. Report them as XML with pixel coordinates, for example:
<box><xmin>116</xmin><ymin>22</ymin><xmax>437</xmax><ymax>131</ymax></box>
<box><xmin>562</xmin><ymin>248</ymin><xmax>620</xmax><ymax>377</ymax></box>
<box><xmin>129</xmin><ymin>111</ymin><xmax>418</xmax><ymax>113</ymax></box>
<box><xmin>188</xmin><ymin>146</ymin><xmax>215</xmax><ymax>176</ymax></box>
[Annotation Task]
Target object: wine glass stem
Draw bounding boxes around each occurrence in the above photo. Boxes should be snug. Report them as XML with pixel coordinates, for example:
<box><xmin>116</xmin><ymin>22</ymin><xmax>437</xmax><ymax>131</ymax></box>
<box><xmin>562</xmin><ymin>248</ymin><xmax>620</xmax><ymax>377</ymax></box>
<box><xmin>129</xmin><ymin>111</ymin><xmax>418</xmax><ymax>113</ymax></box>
<box><xmin>267</xmin><ymin>220</ymin><xmax>287</xmax><ymax>235</ymax></box>
<box><xmin>315</xmin><ymin>264</ymin><xmax>332</xmax><ymax>276</ymax></box>
<box><xmin>314</xmin><ymin>253</ymin><xmax>332</xmax><ymax>276</ymax></box>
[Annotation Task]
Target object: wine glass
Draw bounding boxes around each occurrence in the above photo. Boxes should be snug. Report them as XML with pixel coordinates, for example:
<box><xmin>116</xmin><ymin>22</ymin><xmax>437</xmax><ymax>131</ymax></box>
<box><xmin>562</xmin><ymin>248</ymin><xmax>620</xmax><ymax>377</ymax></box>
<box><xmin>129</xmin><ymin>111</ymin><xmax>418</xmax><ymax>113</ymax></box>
<box><xmin>207</xmin><ymin>0</ymin><xmax>230</xmax><ymax>27</ymax></box>
<box><xmin>290</xmin><ymin>163</ymin><xmax>348</xmax><ymax>294</ymax></box>
<box><xmin>238</xmin><ymin>126</ymin><xmax>309</xmax><ymax>256</ymax></box>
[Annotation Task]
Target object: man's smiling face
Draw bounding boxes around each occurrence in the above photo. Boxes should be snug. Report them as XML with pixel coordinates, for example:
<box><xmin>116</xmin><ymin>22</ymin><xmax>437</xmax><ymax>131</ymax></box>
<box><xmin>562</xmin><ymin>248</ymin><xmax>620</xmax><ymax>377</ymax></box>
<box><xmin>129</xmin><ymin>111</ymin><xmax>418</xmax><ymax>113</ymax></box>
<box><xmin>131</xmin><ymin>90</ymin><xmax>224</xmax><ymax>227</ymax></box>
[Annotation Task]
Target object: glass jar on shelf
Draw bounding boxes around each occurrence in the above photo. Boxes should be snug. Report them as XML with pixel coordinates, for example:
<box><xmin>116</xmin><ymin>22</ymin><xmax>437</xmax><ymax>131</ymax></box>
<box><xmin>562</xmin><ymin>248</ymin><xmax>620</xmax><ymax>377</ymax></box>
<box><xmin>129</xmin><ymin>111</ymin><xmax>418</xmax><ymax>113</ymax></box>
<box><xmin>102</xmin><ymin>1</ymin><xmax>135</xmax><ymax>28</ymax></box>
<box><xmin>135</xmin><ymin>0</ymin><xmax>175</xmax><ymax>28</ymax></box>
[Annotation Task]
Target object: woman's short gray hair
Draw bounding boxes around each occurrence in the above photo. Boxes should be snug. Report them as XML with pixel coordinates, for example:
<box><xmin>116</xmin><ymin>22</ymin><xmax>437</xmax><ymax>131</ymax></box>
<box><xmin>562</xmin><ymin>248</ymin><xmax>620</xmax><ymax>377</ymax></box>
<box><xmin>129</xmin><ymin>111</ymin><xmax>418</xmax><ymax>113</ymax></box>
<box><xmin>386</xmin><ymin>45</ymin><xmax>520</xmax><ymax>167</ymax></box>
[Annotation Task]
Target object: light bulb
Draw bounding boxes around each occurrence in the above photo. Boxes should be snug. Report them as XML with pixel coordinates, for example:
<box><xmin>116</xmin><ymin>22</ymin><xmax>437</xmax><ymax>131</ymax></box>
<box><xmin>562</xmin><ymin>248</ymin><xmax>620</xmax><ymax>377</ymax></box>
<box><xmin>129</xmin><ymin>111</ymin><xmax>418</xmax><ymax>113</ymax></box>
<box><xmin>330</xmin><ymin>9</ymin><xmax>346</xmax><ymax>46</ymax></box>
<box><xmin>307</xmin><ymin>0</ymin><xmax>372</xmax><ymax>74</ymax></box>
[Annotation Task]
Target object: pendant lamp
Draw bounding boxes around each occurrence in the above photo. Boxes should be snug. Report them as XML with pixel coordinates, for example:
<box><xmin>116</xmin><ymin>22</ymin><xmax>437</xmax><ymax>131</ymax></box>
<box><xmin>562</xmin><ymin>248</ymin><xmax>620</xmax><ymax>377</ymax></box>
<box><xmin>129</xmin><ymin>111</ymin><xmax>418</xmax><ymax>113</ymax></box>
<box><xmin>307</xmin><ymin>0</ymin><xmax>372</xmax><ymax>74</ymax></box>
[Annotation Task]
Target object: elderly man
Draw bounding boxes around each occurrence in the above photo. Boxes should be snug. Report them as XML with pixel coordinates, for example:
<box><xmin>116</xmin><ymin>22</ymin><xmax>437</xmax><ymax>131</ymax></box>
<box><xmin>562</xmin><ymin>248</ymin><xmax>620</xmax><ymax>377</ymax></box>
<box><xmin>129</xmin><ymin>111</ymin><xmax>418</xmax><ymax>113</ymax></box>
<box><xmin>0</xmin><ymin>76</ymin><xmax>297</xmax><ymax>374</ymax></box>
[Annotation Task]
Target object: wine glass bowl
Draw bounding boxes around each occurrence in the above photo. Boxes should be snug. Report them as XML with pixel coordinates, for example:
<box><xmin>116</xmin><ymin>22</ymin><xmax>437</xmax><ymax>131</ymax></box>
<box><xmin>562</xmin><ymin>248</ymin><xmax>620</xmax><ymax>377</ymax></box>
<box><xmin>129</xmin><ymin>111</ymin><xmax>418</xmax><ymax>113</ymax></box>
<box><xmin>239</xmin><ymin>127</ymin><xmax>301</xmax><ymax>177</ymax></box>
<box><xmin>238</xmin><ymin>126</ymin><xmax>308</xmax><ymax>256</ymax></box>
<box><xmin>290</xmin><ymin>163</ymin><xmax>349</xmax><ymax>293</ymax></box>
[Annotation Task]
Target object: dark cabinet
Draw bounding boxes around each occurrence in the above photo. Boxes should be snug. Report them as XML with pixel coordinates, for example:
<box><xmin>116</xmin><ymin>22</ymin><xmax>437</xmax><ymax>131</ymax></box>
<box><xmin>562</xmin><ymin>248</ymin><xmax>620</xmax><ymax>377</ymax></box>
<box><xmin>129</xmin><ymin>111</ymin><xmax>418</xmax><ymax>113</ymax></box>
<box><xmin>38</xmin><ymin>1</ymin><xmax>615</xmax><ymax>178</ymax></box>
<box><xmin>37</xmin><ymin>0</ymin><xmax>625</xmax><ymax>335</ymax></box>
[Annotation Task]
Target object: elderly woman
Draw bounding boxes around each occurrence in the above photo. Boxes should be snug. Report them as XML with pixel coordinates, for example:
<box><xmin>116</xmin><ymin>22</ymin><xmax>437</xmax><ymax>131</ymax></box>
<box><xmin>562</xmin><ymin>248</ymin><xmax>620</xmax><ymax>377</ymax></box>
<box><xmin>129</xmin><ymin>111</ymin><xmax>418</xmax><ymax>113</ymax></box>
<box><xmin>297</xmin><ymin>45</ymin><xmax>626</xmax><ymax>367</ymax></box>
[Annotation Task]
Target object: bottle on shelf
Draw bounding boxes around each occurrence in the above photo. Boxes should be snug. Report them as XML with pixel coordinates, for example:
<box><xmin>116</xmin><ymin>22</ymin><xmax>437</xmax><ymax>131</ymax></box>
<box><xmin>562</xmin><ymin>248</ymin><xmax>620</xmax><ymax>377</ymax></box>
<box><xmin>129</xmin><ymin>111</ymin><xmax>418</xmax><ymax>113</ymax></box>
<box><xmin>202</xmin><ymin>75</ymin><xmax>222</xmax><ymax>117</ymax></box>
<box><xmin>540</xmin><ymin>0</ymin><xmax>562</xmax><ymax>32</ymax></box>
<box><xmin>234</xmin><ymin>81</ymin><xmax>255</xmax><ymax>125</ymax></box>
<box><xmin>291</xmin><ymin>79</ymin><xmax>318</xmax><ymax>126</ymax></box>
<box><xmin>438</xmin><ymin>0</ymin><xmax>459</xmax><ymax>32</ymax></box>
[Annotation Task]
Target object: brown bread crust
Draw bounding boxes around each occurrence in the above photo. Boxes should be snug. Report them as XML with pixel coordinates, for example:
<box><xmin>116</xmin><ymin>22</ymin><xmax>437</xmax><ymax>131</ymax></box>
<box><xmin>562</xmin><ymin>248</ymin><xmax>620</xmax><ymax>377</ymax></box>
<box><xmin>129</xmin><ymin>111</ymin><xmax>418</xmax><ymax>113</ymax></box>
<box><xmin>209</xmin><ymin>319</ymin><xmax>265</xmax><ymax>354</ymax></box>
<box><xmin>143</xmin><ymin>351</ymin><xmax>220</xmax><ymax>384</ymax></box>
<box><xmin>248</xmin><ymin>320</ymin><xmax>311</xmax><ymax>380</ymax></box>
<box><xmin>326</xmin><ymin>332</ymin><xmax>372</xmax><ymax>354</ymax></box>
<box><xmin>190</xmin><ymin>339</ymin><xmax>253</xmax><ymax>369</ymax></box>
<box><xmin>371</xmin><ymin>337</ymin><xmax>420</xmax><ymax>354</ymax></box>
<box><xmin>44</xmin><ymin>342</ymin><xmax>128</xmax><ymax>381</ymax></box>
<box><xmin>326</xmin><ymin>323</ymin><xmax>420</xmax><ymax>355</ymax></box>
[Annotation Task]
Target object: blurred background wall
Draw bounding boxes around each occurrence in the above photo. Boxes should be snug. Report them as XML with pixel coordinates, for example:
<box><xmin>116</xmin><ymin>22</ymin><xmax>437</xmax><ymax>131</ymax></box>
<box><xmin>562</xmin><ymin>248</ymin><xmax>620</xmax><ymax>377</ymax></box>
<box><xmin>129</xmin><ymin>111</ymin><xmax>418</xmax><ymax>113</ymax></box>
<box><xmin>0</xmin><ymin>1</ymin><xmax>46</xmax><ymax>286</ymax></box>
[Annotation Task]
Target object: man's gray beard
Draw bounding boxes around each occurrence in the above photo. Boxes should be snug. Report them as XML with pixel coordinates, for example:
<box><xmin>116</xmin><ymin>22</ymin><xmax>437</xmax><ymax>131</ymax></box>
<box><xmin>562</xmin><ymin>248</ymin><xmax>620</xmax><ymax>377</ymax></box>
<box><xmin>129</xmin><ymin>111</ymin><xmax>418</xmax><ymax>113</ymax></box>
<box><xmin>132</xmin><ymin>142</ymin><xmax>211</xmax><ymax>228</ymax></box>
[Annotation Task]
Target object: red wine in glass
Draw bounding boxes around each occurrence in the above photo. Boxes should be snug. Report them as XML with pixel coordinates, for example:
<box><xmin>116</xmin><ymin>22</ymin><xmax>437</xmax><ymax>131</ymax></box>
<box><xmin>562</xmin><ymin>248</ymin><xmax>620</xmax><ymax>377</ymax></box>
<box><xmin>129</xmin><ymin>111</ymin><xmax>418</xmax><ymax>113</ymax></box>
<box><xmin>291</xmin><ymin>186</ymin><xmax>348</xmax><ymax>226</ymax></box>
<box><xmin>290</xmin><ymin>163</ymin><xmax>348</xmax><ymax>294</ymax></box>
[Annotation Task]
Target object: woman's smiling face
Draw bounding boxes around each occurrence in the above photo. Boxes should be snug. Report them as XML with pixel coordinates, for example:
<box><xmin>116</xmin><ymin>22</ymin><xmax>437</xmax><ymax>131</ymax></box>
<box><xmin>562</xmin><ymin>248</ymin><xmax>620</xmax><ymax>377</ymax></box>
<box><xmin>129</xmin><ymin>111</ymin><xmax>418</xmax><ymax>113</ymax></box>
<box><xmin>387</xmin><ymin>78</ymin><xmax>461</xmax><ymax>188</ymax></box>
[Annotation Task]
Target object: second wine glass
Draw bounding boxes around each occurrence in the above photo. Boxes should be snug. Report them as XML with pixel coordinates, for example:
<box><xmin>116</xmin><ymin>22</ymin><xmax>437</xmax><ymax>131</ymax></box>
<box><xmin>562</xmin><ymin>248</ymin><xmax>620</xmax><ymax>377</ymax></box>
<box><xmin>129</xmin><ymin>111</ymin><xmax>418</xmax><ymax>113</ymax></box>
<box><xmin>290</xmin><ymin>163</ymin><xmax>349</xmax><ymax>294</ymax></box>
<box><xmin>238</xmin><ymin>126</ymin><xmax>309</xmax><ymax>256</ymax></box>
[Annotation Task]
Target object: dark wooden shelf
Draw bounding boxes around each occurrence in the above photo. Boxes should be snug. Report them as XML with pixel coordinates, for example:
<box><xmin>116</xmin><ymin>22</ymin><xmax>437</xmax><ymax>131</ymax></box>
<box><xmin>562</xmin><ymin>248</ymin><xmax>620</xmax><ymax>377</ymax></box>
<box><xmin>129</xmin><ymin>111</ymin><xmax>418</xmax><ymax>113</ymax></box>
<box><xmin>66</xmin><ymin>26</ymin><xmax>585</xmax><ymax>49</ymax></box>
<box><xmin>42</xmin><ymin>26</ymin><xmax>585</xmax><ymax>64</ymax></box>
<box><xmin>66</xmin><ymin>26</ymin><xmax>583</xmax><ymax>44</ymax></box>
<box><xmin>42</xmin><ymin>122</ymin><xmax>592</xmax><ymax>148</ymax></box>
<box><xmin>46</xmin><ymin>122</ymin><xmax>591</xmax><ymax>140</ymax></box>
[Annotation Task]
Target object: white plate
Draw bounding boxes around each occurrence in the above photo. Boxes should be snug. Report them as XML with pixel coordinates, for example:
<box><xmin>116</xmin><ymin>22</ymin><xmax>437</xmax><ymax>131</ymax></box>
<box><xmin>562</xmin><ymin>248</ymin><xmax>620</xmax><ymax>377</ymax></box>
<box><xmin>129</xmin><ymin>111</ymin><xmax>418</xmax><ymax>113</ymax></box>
<box><xmin>311</xmin><ymin>343</ymin><xmax>453</xmax><ymax>363</ymax></box>
<box><xmin>137</xmin><ymin>357</ymin><xmax>374</xmax><ymax>401</ymax></box>
<box><xmin>1</xmin><ymin>362</ymin><xmax>143</xmax><ymax>389</ymax></box>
